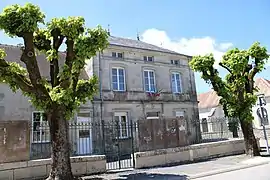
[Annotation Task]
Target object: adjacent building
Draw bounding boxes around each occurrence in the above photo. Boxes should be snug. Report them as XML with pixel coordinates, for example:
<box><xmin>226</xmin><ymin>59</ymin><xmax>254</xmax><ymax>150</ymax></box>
<box><xmin>197</xmin><ymin>78</ymin><xmax>270</xmax><ymax>137</ymax></box>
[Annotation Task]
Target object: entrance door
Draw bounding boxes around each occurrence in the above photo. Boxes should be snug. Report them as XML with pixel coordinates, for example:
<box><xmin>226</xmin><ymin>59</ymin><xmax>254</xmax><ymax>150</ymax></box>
<box><xmin>77</xmin><ymin>116</ymin><xmax>92</xmax><ymax>155</ymax></box>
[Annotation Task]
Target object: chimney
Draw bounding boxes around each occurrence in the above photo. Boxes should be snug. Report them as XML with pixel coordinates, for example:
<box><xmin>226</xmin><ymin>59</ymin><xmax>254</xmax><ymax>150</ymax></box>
<box><xmin>137</xmin><ymin>31</ymin><xmax>140</xmax><ymax>41</ymax></box>
<box><xmin>107</xmin><ymin>24</ymin><xmax>111</xmax><ymax>36</ymax></box>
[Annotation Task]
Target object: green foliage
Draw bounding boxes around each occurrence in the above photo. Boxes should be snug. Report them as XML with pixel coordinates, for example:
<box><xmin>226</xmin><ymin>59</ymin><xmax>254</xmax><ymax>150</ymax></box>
<box><xmin>0</xmin><ymin>3</ymin><xmax>45</xmax><ymax>37</ymax></box>
<box><xmin>0</xmin><ymin>3</ymin><xmax>109</xmax><ymax>119</ymax></box>
<box><xmin>190</xmin><ymin>42</ymin><xmax>269</xmax><ymax>122</ymax></box>
<box><xmin>47</xmin><ymin>17</ymin><xmax>85</xmax><ymax>40</ymax></box>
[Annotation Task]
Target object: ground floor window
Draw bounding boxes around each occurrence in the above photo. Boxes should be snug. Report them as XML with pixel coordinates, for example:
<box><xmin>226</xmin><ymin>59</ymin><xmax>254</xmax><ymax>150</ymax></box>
<box><xmin>114</xmin><ymin>112</ymin><xmax>129</xmax><ymax>138</ymax></box>
<box><xmin>146</xmin><ymin>111</ymin><xmax>160</xmax><ymax>119</ymax></box>
<box><xmin>201</xmin><ymin>118</ymin><xmax>209</xmax><ymax>132</ymax></box>
<box><xmin>32</xmin><ymin>111</ymin><xmax>50</xmax><ymax>143</ymax></box>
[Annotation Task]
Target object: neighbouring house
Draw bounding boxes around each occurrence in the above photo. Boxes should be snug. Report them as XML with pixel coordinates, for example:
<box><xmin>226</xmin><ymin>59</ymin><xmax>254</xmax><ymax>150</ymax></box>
<box><xmin>0</xmin><ymin>34</ymin><xmax>199</xmax><ymax>161</ymax></box>
<box><xmin>197</xmin><ymin>77</ymin><xmax>270</xmax><ymax>138</ymax></box>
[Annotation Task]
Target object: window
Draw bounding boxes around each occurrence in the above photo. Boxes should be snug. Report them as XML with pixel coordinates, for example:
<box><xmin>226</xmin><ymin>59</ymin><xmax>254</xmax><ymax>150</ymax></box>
<box><xmin>114</xmin><ymin>112</ymin><xmax>129</xmax><ymax>138</ymax></box>
<box><xmin>201</xmin><ymin>118</ymin><xmax>209</xmax><ymax>132</ymax></box>
<box><xmin>171</xmin><ymin>72</ymin><xmax>182</xmax><ymax>93</ymax></box>
<box><xmin>171</xmin><ymin>60</ymin><xmax>179</xmax><ymax>65</ymax></box>
<box><xmin>144</xmin><ymin>70</ymin><xmax>156</xmax><ymax>92</ymax></box>
<box><xmin>175</xmin><ymin>111</ymin><xmax>184</xmax><ymax>118</ymax></box>
<box><xmin>143</xmin><ymin>56</ymin><xmax>154</xmax><ymax>62</ymax></box>
<box><xmin>32</xmin><ymin>111</ymin><xmax>50</xmax><ymax>143</ymax></box>
<box><xmin>146</xmin><ymin>112</ymin><xmax>159</xmax><ymax>119</ymax></box>
<box><xmin>112</xmin><ymin>52</ymin><xmax>123</xmax><ymax>58</ymax></box>
<box><xmin>112</xmin><ymin>67</ymin><xmax>126</xmax><ymax>91</ymax></box>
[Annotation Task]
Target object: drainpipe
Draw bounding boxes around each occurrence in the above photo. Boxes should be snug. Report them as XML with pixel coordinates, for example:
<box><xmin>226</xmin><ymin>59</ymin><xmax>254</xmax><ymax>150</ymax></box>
<box><xmin>98</xmin><ymin>52</ymin><xmax>105</xmax><ymax>153</ymax></box>
<box><xmin>188</xmin><ymin>57</ymin><xmax>201</xmax><ymax>143</ymax></box>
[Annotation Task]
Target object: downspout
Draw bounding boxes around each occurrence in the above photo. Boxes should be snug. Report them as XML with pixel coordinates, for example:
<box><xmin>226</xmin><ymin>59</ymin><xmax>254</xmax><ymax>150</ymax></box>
<box><xmin>188</xmin><ymin>57</ymin><xmax>201</xmax><ymax>143</ymax></box>
<box><xmin>98</xmin><ymin>51</ymin><xmax>105</xmax><ymax>153</ymax></box>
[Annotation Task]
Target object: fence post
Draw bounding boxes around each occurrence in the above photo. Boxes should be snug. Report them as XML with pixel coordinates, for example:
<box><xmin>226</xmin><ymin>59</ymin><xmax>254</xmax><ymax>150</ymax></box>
<box><xmin>101</xmin><ymin>120</ymin><xmax>106</xmax><ymax>154</ymax></box>
<box><xmin>130</xmin><ymin>119</ymin><xmax>135</xmax><ymax>168</ymax></box>
<box><xmin>116</xmin><ymin>120</ymin><xmax>121</xmax><ymax>169</ymax></box>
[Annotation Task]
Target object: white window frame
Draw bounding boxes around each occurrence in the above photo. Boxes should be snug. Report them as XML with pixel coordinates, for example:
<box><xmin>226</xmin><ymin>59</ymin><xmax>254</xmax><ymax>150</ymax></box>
<box><xmin>112</xmin><ymin>52</ymin><xmax>123</xmax><ymax>58</ymax></box>
<box><xmin>144</xmin><ymin>70</ymin><xmax>156</xmax><ymax>92</ymax></box>
<box><xmin>112</xmin><ymin>67</ymin><xmax>126</xmax><ymax>91</ymax></box>
<box><xmin>171</xmin><ymin>72</ymin><xmax>182</xmax><ymax>93</ymax></box>
<box><xmin>114</xmin><ymin>112</ymin><xmax>129</xmax><ymax>139</ymax></box>
<box><xmin>143</xmin><ymin>56</ymin><xmax>154</xmax><ymax>62</ymax></box>
<box><xmin>175</xmin><ymin>111</ymin><xmax>184</xmax><ymax>117</ymax></box>
<box><xmin>32</xmin><ymin>111</ymin><xmax>50</xmax><ymax>143</ymax></box>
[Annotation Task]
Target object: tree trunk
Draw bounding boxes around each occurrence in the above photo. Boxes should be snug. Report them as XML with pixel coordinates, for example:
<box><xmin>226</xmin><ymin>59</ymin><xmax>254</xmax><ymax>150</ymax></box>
<box><xmin>239</xmin><ymin>119</ymin><xmax>260</xmax><ymax>156</ymax></box>
<box><xmin>46</xmin><ymin>109</ymin><xmax>74</xmax><ymax>180</ymax></box>
<box><xmin>232</xmin><ymin>129</ymin><xmax>239</xmax><ymax>138</ymax></box>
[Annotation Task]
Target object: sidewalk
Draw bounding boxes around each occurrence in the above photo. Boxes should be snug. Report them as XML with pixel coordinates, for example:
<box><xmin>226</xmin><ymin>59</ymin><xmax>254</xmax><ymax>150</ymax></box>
<box><xmin>82</xmin><ymin>155</ymin><xmax>270</xmax><ymax>180</ymax></box>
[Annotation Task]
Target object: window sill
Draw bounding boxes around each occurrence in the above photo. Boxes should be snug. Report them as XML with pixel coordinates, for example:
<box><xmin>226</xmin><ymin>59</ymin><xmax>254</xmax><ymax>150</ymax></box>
<box><xmin>113</xmin><ymin>90</ymin><xmax>126</xmax><ymax>92</ymax></box>
<box><xmin>113</xmin><ymin>137</ymin><xmax>131</xmax><ymax>140</ymax></box>
<box><xmin>31</xmin><ymin>141</ymin><xmax>50</xmax><ymax>144</ymax></box>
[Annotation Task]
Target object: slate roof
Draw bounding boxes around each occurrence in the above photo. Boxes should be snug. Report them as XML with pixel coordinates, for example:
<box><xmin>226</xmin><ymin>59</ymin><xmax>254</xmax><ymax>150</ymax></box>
<box><xmin>108</xmin><ymin>36</ymin><xmax>190</xmax><ymax>57</ymax></box>
<box><xmin>198</xmin><ymin>78</ymin><xmax>270</xmax><ymax>109</ymax></box>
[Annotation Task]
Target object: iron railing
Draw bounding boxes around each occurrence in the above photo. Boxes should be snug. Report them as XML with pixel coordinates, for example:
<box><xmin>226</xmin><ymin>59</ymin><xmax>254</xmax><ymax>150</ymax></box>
<box><xmin>29</xmin><ymin>117</ymin><xmax>243</xmax><ymax>169</ymax></box>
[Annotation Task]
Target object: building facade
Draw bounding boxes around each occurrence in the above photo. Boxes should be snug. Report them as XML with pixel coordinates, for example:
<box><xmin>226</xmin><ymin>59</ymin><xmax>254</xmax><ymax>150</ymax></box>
<box><xmin>0</xmin><ymin>35</ymin><xmax>199</xmax><ymax>158</ymax></box>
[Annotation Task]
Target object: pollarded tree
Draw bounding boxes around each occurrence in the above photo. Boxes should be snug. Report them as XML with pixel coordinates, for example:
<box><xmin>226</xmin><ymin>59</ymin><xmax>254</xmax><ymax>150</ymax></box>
<box><xmin>190</xmin><ymin>42</ymin><xmax>269</xmax><ymax>156</ymax></box>
<box><xmin>0</xmin><ymin>3</ymin><xmax>108</xmax><ymax>180</ymax></box>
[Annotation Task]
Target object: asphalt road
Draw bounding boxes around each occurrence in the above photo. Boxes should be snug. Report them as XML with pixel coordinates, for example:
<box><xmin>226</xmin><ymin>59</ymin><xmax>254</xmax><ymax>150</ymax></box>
<box><xmin>195</xmin><ymin>163</ymin><xmax>270</xmax><ymax>180</ymax></box>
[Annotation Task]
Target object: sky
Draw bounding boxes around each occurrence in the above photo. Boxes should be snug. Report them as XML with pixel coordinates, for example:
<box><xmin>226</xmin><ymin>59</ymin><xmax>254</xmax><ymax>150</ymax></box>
<box><xmin>0</xmin><ymin>0</ymin><xmax>270</xmax><ymax>94</ymax></box>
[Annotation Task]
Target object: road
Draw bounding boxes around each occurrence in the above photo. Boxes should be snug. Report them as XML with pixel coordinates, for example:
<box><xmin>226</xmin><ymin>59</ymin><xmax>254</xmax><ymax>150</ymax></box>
<box><xmin>195</xmin><ymin>163</ymin><xmax>270</xmax><ymax>180</ymax></box>
<box><xmin>84</xmin><ymin>155</ymin><xmax>270</xmax><ymax>180</ymax></box>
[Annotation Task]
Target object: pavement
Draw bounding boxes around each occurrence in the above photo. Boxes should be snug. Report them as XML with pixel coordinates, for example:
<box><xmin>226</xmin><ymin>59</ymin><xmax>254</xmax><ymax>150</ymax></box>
<box><xmin>82</xmin><ymin>155</ymin><xmax>270</xmax><ymax>180</ymax></box>
<box><xmin>195</xmin><ymin>163</ymin><xmax>270</xmax><ymax>180</ymax></box>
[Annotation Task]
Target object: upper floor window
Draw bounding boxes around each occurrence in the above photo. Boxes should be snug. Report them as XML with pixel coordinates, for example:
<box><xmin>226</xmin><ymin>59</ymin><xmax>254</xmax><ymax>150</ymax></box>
<box><xmin>32</xmin><ymin>111</ymin><xmax>50</xmax><ymax>143</ymax></box>
<box><xmin>171</xmin><ymin>72</ymin><xmax>182</xmax><ymax>93</ymax></box>
<box><xmin>144</xmin><ymin>70</ymin><xmax>156</xmax><ymax>92</ymax></box>
<box><xmin>143</xmin><ymin>56</ymin><xmax>154</xmax><ymax>62</ymax></box>
<box><xmin>112</xmin><ymin>67</ymin><xmax>126</xmax><ymax>91</ymax></box>
<box><xmin>112</xmin><ymin>52</ymin><xmax>123</xmax><ymax>58</ymax></box>
<box><xmin>171</xmin><ymin>60</ymin><xmax>180</xmax><ymax>65</ymax></box>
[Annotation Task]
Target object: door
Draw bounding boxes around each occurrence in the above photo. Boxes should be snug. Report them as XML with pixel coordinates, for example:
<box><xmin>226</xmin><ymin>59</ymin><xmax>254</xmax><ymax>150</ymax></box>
<box><xmin>77</xmin><ymin>116</ymin><xmax>92</xmax><ymax>155</ymax></box>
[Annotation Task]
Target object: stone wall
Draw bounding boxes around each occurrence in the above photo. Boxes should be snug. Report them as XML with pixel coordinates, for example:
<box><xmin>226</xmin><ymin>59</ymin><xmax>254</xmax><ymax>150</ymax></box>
<box><xmin>0</xmin><ymin>155</ymin><xmax>106</xmax><ymax>180</ymax></box>
<box><xmin>134</xmin><ymin>139</ymin><xmax>245</xmax><ymax>169</ymax></box>
<box><xmin>0</xmin><ymin>121</ymin><xmax>30</xmax><ymax>163</ymax></box>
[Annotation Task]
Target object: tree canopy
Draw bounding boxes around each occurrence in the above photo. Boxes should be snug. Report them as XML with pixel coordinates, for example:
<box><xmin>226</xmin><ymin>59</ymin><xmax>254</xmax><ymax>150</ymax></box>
<box><xmin>0</xmin><ymin>3</ymin><xmax>109</xmax><ymax>118</ymax></box>
<box><xmin>190</xmin><ymin>42</ymin><xmax>269</xmax><ymax>121</ymax></box>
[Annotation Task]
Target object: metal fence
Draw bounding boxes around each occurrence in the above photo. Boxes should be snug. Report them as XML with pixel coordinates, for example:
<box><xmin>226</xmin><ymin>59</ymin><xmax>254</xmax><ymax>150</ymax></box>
<box><xmin>29</xmin><ymin>117</ymin><xmax>243</xmax><ymax>169</ymax></box>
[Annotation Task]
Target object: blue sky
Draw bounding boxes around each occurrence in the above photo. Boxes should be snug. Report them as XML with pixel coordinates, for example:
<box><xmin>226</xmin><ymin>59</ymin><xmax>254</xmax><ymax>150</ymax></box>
<box><xmin>0</xmin><ymin>0</ymin><xmax>270</xmax><ymax>93</ymax></box>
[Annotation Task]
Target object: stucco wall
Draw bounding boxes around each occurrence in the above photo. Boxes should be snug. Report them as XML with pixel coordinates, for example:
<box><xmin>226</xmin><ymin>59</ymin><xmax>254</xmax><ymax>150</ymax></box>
<box><xmin>98</xmin><ymin>46</ymin><xmax>195</xmax><ymax>94</ymax></box>
<box><xmin>134</xmin><ymin>138</ymin><xmax>245</xmax><ymax>169</ymax></box>
<box><xmin>0</xmin><ymin>83</ymin><xmax>31</xmax><ymax>121</ymax></box>
<box><xmin>0</xmin><ymin>155</ymin><xmax>106</xmax><ymax>180</ymax></box>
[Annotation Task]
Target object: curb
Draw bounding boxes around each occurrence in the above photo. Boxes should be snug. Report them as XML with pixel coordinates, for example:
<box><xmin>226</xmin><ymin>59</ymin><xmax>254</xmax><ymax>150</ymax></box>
<box><xmin>188</xmin><ymin>160</ymin><xmax>270</xmax><ymax>179</ymax></box>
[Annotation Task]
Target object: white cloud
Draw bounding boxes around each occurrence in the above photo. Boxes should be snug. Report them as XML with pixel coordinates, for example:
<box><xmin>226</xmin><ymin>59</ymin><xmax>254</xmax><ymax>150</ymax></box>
<box><xmin>141</xmin><ymin>28</ymin><xmax>234</xmax><ymax>67</ymax></box>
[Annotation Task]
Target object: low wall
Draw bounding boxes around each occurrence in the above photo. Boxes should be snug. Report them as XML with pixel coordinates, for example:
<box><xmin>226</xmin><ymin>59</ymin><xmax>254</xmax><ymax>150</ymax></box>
<box><xmin>0</xmin><ymin>155</ymin><xmax>106</xmax><ymax>180</ymax></box>
<box><xmin>135</xmin><ymin>139</ymin><xmax>245</xmax><ymax>169</ymax></box>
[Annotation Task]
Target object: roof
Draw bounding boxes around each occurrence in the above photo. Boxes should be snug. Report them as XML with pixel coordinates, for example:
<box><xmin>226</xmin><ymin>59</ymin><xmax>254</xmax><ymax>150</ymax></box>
<box><xmin>108</xmin><ymin>36</ymin><xmax>190</xmax><ymax>57</ymax></box>
<box><xmin>0</xmin><ymin>44</ymin><xmax>89</xmax><ymax>80</ymax></box>
<box><xmin>198</xmin><ymin>78</ymin><xmax>270</xmax><ymax>109</ymax></box>
<box><xmin>198</xmin><ymin>90</ymin><xmax>220</xmax><ymax>109</ymax></box>
<box><xmin>254</xmin><ymin>77</ymin><xmax>270</xmax><ymax>97</ymax></box>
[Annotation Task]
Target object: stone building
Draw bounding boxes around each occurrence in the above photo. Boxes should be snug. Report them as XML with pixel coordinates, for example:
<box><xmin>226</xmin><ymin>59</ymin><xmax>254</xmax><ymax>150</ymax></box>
<box><xmin>0</xmin><ymin>35</ymin><xmax>199</xmax><ymax>160</ymax></box>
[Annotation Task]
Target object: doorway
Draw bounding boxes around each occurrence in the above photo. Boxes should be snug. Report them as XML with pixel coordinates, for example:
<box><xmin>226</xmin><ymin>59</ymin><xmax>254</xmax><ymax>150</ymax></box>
<box><xmin>76</xmin><ymin>116</ymin><xmax>92</xmax><ymax>155</ymax></box>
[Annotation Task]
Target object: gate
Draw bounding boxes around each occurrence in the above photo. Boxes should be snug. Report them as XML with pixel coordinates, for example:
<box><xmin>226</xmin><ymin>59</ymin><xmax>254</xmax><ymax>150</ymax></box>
<box><xmin>102</xmin><ymin>119</ymin><xmax>136</xmax><ymax>170</ymax></box>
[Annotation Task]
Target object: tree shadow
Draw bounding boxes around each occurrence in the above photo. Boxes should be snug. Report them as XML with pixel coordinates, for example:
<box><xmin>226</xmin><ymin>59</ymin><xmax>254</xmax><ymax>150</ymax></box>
<box><xmin>113</xmin><ymin>172</ymin><xmax>189</xmax><ymax>180</ymax></box>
